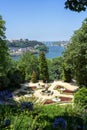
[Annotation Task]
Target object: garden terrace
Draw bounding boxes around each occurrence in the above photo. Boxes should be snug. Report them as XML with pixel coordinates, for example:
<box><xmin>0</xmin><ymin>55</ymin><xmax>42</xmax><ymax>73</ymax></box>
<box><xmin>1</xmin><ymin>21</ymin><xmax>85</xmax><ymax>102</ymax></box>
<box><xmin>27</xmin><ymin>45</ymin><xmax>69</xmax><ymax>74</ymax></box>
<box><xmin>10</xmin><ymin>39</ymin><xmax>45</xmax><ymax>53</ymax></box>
<box><xmin>12</xmin><ymin>80</ymin><xmax>78</xmax><ymax>104</ymax></box>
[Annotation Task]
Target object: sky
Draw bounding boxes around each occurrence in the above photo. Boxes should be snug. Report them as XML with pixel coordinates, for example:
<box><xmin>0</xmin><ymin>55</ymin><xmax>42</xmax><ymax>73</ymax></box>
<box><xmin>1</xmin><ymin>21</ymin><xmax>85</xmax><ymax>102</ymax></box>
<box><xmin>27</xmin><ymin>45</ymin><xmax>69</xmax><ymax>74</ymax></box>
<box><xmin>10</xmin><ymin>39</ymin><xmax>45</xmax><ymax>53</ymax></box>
<box><xmin>0</xmin><ymin>0</ymin><xmax>87</xmax><ymax>41</ymax></box>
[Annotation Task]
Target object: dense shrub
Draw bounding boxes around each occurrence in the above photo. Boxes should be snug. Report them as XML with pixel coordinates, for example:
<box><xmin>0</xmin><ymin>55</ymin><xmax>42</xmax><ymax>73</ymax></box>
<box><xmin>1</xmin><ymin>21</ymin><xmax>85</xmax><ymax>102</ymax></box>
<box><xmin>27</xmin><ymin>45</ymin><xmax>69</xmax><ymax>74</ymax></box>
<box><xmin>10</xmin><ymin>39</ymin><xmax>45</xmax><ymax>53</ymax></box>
<box><xmin>0</xmin><ymin>76</ymin><xmax>9</xmax><ymax>90</ymax></box>
<box><xmin>74</xmin><ymin>87</ymin><xmax>87</xmax><ymax>108</ymax></box>
<box><xmin>0</xmin><ymin>104</ymin><xmax>86</xmax><ymax>130</ymax></box>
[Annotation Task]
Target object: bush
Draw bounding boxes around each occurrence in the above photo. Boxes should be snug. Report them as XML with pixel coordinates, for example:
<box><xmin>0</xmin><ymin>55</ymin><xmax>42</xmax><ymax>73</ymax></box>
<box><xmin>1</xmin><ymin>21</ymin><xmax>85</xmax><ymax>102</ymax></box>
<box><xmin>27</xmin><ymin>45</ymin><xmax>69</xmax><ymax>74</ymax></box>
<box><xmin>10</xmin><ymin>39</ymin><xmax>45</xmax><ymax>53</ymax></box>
<box><xmin>0</xmin><ymin>76</ymin><xmax>9</xmax><ymax>90</ymax></box>
<box><xmin>7</xmin><ymin>69</ymin><xmax>23</xmax><ymax>89</ymax></box>
<box><xmin>74</xmin><ymin>87</ymin><xmax>87</xmax><ymax>108</ymax></box>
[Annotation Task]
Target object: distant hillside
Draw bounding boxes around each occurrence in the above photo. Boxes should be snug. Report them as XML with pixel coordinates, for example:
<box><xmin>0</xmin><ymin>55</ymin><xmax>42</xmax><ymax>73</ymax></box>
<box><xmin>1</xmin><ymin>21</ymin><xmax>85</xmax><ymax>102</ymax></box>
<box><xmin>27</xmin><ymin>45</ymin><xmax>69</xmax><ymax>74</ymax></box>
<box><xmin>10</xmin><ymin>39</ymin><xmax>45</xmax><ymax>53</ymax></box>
<box><xmin>42</xmin><ymin>41</ymin><xmax>69</xmax><ymax>47</ymax></box>
<box><xmin>7</xmin><ymin>39</ymin><xmax>46</xmax><ymax>48</ymax></box>
<box><xmin>6</xmin><ymin>39</ymin><xmax>48</xmax><ymax>53</ymax></box>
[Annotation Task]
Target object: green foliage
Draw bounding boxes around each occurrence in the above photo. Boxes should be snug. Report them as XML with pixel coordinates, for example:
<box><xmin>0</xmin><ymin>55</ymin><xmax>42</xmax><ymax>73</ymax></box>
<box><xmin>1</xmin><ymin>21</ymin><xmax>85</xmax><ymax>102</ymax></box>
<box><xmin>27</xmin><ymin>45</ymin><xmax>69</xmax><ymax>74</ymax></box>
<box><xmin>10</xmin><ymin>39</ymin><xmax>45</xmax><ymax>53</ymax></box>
<box><xmin>0</xmin><ymin>76</ymin><xmax>9</xmax><ymax>90</ymax></box>
<box><xmin>17</xmin><ymin>52</ymin><xmax>39</xmax><ymax>81</ymax></box>
<box><xmin>0</xmin><ymin>15</ymin><xmax>10</xmax><ymax>76</ymax></box>
<box><xmin>0</xmin><ymin>104</ymin><xmax>86</xmax><ymax>130</ymax></box>
<box><xmin>74</xmin><ymin>87</ymin><xmax>87</xmax><ymax>107</ymax></box>
<box><xmin>48</xmin><ymin>57</ymin><xmax>63</xmax><ymax>81</ymax></box>
<box><xmin>62</xmin><ymin>63</ymin><xmax>72</xmax><ymax>82</ymax></box>
<box><xmin>7</xmin><ymin>39</ymin><xmax>47</xmax><ymax>49</ymax></box>
<box><xmin>31</xmin><ymin>71</ymin><xmax>37</xmax><ymax>83</ymax></box>
<box><xmin>63</xmin><ymin>18</ymin><xmax>87</xmax><ymax>86</ymax></box>
<box><xmin>65</xmin><ymin>0</ymin><xmax>87</xmax><ymax>12</ymax></box>
<box><xmin>7</xmin><ymin>68</ymin><xmax>23</xmax><ymax>90</ymax></box>
<box><xmin>39</xmin><ymin>52</ymin><xmax>49</xmax><ymax>82</ymax></box>
<box><xmin>35</xmin><ymin>45</ymin><xmax>48</xmax><ymax>52</ymax></box>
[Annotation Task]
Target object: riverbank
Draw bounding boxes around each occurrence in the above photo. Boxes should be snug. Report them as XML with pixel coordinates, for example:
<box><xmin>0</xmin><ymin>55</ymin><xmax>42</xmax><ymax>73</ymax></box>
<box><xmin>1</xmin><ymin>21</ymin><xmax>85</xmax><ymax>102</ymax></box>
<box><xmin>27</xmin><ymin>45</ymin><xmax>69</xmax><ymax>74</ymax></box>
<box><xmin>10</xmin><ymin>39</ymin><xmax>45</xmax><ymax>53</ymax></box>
<box><xmin>11</xmin><ymin>45</ymin><xmax>65</xmax><ymax>60</ymax></box>
<box><xmin>10</xmin><ymin>47</ymin><xmax>39</xmax><ymax>56</ymax></box>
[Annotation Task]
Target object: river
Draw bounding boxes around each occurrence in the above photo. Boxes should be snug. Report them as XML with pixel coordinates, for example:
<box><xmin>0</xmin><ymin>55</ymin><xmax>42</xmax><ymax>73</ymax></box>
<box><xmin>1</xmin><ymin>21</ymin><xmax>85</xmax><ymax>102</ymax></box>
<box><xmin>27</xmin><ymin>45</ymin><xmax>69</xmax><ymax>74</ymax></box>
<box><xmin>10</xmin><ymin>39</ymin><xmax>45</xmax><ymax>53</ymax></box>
<box><xmin>12</xmin><ymin>45</ymin><xmax>65</xmax><ymax>60</ymax></box>
<box><xmin>46</xmin><ymin>45</ymin><xmax>65</xmax><ymax>59</ymax></box>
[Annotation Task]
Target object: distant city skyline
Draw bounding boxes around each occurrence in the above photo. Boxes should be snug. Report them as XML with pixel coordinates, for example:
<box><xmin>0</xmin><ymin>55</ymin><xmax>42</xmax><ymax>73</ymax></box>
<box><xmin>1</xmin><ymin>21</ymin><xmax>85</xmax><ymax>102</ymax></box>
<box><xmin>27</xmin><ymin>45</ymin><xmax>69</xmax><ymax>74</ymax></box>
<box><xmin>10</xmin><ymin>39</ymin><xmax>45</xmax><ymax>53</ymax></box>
<box><xmin>0</xmin><ymin>0</ymin><xmax>87</xmax><ymax>41</ymax></box>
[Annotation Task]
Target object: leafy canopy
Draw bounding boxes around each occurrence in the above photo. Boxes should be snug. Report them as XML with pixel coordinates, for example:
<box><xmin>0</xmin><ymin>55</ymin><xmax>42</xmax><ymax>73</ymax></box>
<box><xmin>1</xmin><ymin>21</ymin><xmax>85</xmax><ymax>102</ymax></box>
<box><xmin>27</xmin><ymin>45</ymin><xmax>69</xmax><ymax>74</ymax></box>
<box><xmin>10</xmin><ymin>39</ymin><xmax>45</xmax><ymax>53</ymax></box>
<box><xmin>17</xmin><ymin>52</ymin><xmax>39</xmax><ymax>81</ymax></box>
<box><xmin>65</xmin><ymin>0</ymin><xmax>87</xmax><ymax>12</ymax></box>
<box><xmin>0</xmin><ymin>15</ymin><xmax>11</xmax><ymax>76</ymax></box>
<box><xmin>63</xmin><ymin>18</ymin><xmax>87</xmax><ymax>86</ymax></box>
<box><xmin>74</xmin><ymin>87</ymin><xmax>87</xmax><ymax>107</ymax></box>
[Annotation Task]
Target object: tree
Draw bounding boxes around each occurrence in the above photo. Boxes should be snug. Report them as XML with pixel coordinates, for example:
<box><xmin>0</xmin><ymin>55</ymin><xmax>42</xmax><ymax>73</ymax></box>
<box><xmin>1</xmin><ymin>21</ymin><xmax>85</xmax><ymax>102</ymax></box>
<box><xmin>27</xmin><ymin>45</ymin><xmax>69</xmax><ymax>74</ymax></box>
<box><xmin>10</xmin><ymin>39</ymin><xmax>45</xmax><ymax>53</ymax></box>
<box><xmin>63</xmin><ymin>18</ymin><xmax>87</xmax><ymax>86</ymax></box>
<box><xmin>62</xmin><ymin>63</ymin><xmax>72</xmax><ymax>82</ymax></box>
<box><xmin>31</xmin><ymin>71</ymin><xmax>37</xmax><ymax>83</ymax></box>
<box><xmin>65</xmin><ymin>0</ymin><xmax>87</xmax><ymax>12</ymax></box>
<box><xmin>74</xmin><ymin>87</ymin><xmax>87</xmax><ymax>108</ymax></box>
<box><xmin>39</xmin><ymin>52</ymin><xmax>49</xmax><ymax>82</ymax></box>
<box><xmin>48</xmin><ymin>57</ymin><xmax>63</xmax><ymax>81</ymax></box>
<box><xmin>0</xmin><ymin>15</ymin><xmax>10</xmax><ymax>76</ymax></box>
<box><xmin>17</xmin><ymin>52</ymin><xmax>39</xmax><ymax>81</ymax></box>
<box><xmin>7</xmin><ymin>69</ymin><xmax>23</xmax><ymax>89</ymax></box>
<box><xmin>35</xmin><ymin>45</ymin><xmax>48</xmax><ymax>53</ymax></box>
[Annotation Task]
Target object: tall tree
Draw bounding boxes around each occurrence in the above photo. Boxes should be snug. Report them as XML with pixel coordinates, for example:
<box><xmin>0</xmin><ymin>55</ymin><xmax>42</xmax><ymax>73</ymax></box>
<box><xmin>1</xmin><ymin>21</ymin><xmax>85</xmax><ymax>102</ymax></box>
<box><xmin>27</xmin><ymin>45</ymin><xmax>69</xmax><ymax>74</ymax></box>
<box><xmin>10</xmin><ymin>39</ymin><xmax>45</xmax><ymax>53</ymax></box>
<box><xmin>62</xmin><ymin>62</ymin><xmax>72</xmax><ymax>82</ymax></box>
<box><xmin>39</xmin><ymin>52</ymin><xmax>49</xmax><ymax>82</ymax></box>
<box><xmin>48</xmin><ymin>57</ymin><xmax>63</xmax><ymax>81</ymax></box>
<box><xmin>31</xmin><ymin>71</ymin><xmax>37</xmax><ymax>83</ymax></box>
<box><xmin>0</xmin><ymin>15</ymin><xmax>10</xmax><ymax>76</ymax></box>
<box><xmin>63</xmin><ymin>18</ymin><xmax>87</xmax><ymax>86</ymax></box>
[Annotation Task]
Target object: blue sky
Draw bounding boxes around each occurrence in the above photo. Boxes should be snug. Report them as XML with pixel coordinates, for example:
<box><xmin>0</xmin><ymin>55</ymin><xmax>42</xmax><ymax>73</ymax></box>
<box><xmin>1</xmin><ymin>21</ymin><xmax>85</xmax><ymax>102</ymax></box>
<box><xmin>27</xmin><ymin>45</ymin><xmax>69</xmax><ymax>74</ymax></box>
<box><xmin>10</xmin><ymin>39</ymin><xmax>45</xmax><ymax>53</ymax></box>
<box><xmin>0</xmin><ymin>0</ymin><xmax>87</xmax><ymax>41</ymax></box>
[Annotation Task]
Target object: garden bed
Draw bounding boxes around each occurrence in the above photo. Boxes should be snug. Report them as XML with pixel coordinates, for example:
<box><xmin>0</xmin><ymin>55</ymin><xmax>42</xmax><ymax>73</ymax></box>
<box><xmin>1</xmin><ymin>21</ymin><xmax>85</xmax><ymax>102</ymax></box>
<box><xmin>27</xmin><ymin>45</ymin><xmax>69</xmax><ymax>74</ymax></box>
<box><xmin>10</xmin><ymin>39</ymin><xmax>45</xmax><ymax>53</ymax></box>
<box><xmin>29</xmin><ymin>86</ymin><xmax>37</xmax><ymax>90</ymax></box>
<box><xmin>59</xmin><ymin>96</ymin><xmax>72</xmax><ymax>102</ymax></box>
<box><xmin>44</xmin><ymin>97</ymin><xmax>73</xmax><ymax>105</ymax></box>
<box><xmin>62</xmin><ymin>89</ymin><xmax>74</xmax><ymax>94</ymax></box>
<box><xmin>44</xmin><ymin>99</ymin><xmax>55</xmax><ymax>105</ymax></box>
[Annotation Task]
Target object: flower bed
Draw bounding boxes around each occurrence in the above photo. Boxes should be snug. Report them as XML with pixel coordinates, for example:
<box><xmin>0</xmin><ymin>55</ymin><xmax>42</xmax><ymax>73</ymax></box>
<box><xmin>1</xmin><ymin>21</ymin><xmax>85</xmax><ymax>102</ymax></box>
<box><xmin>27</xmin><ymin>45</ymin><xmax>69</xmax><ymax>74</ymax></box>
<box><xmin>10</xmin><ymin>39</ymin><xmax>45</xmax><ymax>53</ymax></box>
<box><xmin>44</xmin><ymin>99</ymin><xmax>55</xmax><ymax>105</ymax></box>
<box><xmin>30</xmin><ymin>86</ymin><xmax>36</xmax><ymax>90</ymax></box>
<box><xmin>0</xmin><ymin>90</ymin><xmax>13</xmax><ymax>103</ymax></box>
<box><xmin>59</xmin><ymin>96</ymin><xmax>72</xmax><ymax>102</ymax></box>
<box><xmin>53</xmin><ymin>117</ymin><xmax>67</xmax><ymax>129</ymax></box>
<box><xmin>42</xmin><ymin>85</ymin><xmax>45</xmax><ymax>87</ymax></box>
<box><xmin>43</xmin><ymin>96</ymin><xmax>72</xmax><ymax>105</ymax></box>
<box><xmin>63</xmin><ymin>89</ymin><xmax>74</xmax><ymax>94</ymax></box>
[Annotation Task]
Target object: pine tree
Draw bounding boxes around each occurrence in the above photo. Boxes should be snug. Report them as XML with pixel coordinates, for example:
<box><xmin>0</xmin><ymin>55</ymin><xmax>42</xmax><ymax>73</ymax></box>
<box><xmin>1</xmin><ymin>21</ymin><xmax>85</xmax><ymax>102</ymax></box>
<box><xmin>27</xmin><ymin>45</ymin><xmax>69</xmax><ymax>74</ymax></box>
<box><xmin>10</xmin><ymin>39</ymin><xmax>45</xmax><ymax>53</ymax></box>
<box><xmin>39</xmin><ymin>52</ymin><xmax>49</xmax><ymax>82</ymax></box>
<box><xmin>31</xmin><ymin>71</ymin><xmax>37</xmax><ymax>83</ymax></box>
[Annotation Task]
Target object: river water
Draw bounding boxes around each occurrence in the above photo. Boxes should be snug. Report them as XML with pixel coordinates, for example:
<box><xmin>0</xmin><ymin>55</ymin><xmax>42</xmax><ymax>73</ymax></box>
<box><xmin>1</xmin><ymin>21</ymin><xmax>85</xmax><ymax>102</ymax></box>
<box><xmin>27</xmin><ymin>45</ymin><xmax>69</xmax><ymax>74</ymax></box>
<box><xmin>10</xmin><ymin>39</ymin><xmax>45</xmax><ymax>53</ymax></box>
<box><xmin>46</xmin><ymin>45</ymin><xmax>65</xmax><ymax>59</ymax></box>
<box><xmin>12</xmin><ymin>45</ymin><xmax>65</xmax><ymax>60</ymax></box>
